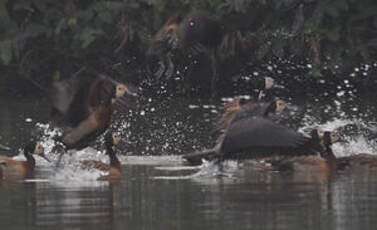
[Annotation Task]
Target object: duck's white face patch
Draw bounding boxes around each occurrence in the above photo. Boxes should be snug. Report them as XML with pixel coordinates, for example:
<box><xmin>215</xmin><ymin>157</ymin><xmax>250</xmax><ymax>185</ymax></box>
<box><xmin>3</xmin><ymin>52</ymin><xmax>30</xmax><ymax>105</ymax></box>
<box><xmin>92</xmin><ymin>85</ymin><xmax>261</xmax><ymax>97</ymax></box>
<box><xmin>112</xmin><ymin>133</ymin><xmax>121</xmax><ymax>146</ymax></box>
<box><xmin>330</xmin><ymin>133</ymin><xmax>340</xmax><ymax>144</ymax></box>
<box><xmin>34</xmin><ymin>141</ymin><xmax>44</xmax><ymax>155</ymax></box>
<box><xmin>265</xmin><ymin>77</ymin><xmax>275</xmax><ymax>89</ymax></box>
<box><xmin>275</xmin><ymin>100</ymin><xmax>286</xmax><ymax>113</ymax></box>
<box><xmin>115</xmin><ymin>84</ymin><xmax>126</xmax><ymax>98</ymax></box>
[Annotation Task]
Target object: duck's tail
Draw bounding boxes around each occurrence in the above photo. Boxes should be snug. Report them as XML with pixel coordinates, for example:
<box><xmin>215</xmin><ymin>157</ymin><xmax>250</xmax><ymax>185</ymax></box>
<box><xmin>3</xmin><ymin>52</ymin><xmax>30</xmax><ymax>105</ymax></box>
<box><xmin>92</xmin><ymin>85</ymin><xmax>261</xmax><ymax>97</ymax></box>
<box><xmin>182</xmin><ymin>146</ymin><xmax>220</xmax><ymax>165</ymax></box>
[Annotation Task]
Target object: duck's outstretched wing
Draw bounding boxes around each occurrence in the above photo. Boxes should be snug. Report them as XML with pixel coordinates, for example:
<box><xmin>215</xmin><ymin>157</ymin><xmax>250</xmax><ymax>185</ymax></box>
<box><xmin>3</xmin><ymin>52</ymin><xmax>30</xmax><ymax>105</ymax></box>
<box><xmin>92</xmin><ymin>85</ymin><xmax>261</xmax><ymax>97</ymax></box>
<box><xmin>50</xmin><ymin>72</ymin><xmax>94</xmax><ymax>126</ymax></box>
<box><xmin>61</xmin><ymin>108</ymin><xmax>109</xmax><ymax>149</ymax></box>
<box><xmin>220</xmin><ymin>117</ymin><xmax>309</xmax><ymax>158</ymax></box>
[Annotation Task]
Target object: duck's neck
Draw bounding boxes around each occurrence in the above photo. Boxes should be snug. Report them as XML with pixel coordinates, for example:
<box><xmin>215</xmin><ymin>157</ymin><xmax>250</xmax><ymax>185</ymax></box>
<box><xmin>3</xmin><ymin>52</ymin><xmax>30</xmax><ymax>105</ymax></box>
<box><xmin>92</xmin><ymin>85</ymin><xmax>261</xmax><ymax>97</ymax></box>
<box><xmin>107</xmin><ymin>146</ymin><xmax>121</xmax><ymax>170</ymax></box>
<box><xmin>325</xmin><ymin>146</ymin><xmax>337</xmax><ymax>171</ymax></box>
<box><xmin>24</xmin><ymin>153</ymin><xmax>36</xmax><ymax>170</ymax></box>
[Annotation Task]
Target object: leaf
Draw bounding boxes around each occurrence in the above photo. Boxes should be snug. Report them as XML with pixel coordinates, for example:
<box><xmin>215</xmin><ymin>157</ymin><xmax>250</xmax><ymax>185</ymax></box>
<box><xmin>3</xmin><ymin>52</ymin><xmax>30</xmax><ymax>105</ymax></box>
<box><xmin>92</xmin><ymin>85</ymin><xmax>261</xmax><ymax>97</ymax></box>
<box><xmin>0</xmin><ymin>1</ymin><xmax>10</xmax><ymax>27</ymax></box>
<box><xmin>67</xmin><ymin>18</ymin><xmax>77</xmax><ymax>26</ymax></box>
<box><xmin>55</xmin><ymin>18</ymin><xmax>66</xmax><ymax>35</ymax></box>
<box><xmin>0</xmin><ymin>40</ymin><xmax>13</xmax><ymax>65</ymax></box>
<box><xmin>79</xmin><ymin>28</ymin><xmax>103</xmax><ymax>48</ymax></box>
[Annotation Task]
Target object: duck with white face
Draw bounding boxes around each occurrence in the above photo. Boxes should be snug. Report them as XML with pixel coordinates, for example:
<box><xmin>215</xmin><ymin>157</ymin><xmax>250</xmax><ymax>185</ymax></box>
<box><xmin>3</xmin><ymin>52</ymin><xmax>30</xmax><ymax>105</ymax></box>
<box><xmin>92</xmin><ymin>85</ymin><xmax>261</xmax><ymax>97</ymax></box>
<box><xmin>212</xmin><ymin>98</ymin><xmax>287</xmax><ymax>136</ymax></box>
<box><xmin>112</xmin><ymin>83</ymin><xmax>139</xmax><ymax>104</ymax></box>
<box><xmin>259</xmin><ymin>128</ymin><xmax>342</xmax><ymax>168</ymax></box>
<box><xmin>81</xmin><ymin>132</ymin><xmax>122</xmax><ymax>181</ymax></box>
<box><xmin>0</xmin><ymin>141</ymin><xmax>50</xmax><ymax>179</ymax></box>
<box><xmin>50</xmin><ymin>71</ymin><xmax>139</xmax><ymax>167</ymax></box>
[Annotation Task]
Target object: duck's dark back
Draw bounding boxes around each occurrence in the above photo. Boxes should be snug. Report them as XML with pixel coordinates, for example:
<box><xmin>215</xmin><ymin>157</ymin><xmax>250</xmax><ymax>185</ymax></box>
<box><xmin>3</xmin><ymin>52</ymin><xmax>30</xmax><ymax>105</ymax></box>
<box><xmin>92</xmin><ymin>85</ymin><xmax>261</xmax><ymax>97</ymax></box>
<box><xmin>220</xmin><ymin>117</ymin><xmax>311</xmax><ymax>159</ymax></box>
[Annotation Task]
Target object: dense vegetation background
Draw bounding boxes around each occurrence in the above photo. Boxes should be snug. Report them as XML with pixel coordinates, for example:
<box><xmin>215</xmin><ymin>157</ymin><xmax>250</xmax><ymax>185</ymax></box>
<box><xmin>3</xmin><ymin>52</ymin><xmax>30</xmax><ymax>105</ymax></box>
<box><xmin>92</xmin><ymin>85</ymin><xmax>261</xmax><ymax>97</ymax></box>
<box><xmin>0</xmin><ymin>0</ymin><xmax>376</xmax><ymax>96</ymax></box>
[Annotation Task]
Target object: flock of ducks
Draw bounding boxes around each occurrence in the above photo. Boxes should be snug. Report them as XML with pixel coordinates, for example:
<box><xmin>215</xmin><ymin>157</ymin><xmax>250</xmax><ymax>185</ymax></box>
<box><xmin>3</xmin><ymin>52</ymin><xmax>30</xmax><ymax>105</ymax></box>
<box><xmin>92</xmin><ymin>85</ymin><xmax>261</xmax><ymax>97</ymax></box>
<box><xmin>1</xmin><ymin>75</ymin><xmax>376</xmax><ymax>182</ymax></box>
<box><xmin>0</xmin><ymin>10</ymin><xmax>377</xmax><ymax>182</ymax></box>
<box><xmin>0</xmin><ymin>71</ymin><xmax>134</xmax><ymax>181</ymax></box>
<box><xmin>183</xmin><ymin>97</ymin><xmax>377</xmax><ymax>176</ymax></box>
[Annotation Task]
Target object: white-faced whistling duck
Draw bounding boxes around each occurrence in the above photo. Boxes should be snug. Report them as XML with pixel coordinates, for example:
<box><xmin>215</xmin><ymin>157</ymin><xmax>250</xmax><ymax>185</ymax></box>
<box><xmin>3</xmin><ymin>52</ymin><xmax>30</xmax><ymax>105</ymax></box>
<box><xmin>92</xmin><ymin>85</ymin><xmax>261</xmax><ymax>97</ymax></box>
<box><xmin>0</xmin><ymin>144</ymin><xmax>10</xmax><ymax>151</ymax></box>
<box><xmin>0</xmin><ymin>141</ymin><xmax>50</xmax><ymax>179</ymax></box>
<box><xmin>81</xmin><ymin>132</ymin><xmax>122</xmax><ymax>180</ymax></box>
<box><xmin>211</xmin><ymin>97</ymin><xmax>286</xmax><ymax>136</ymax></box>
<box><xmin>51</xmin><ymin>70</ymin><xmax>138</xmax><ymax>151</ymax></box>
<box><xmin>267</xmin><ymin>130</ymin><xmax>341</xmax><ymax>173</ymax></box>
<box><xmin>183</xmin><ymin>99</ymin><xmax>296</xmax><ymax>165</ymax></box>
<box><xmin>337</xmin><ymin>153</ymin><xmax>377</xmax><ymax>171</ymax></box>
<box><xmin>149</xmin><ymin>10</ymin><xmax>223</xmax><ymax>94</ymax></box>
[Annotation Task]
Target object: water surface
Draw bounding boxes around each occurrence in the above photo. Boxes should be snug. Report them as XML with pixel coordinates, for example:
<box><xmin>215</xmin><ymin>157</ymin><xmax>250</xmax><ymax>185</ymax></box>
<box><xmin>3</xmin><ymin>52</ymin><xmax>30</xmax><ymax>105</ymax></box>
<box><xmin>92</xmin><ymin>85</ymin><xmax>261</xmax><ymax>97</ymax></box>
<box><xmin>1</xmin><ymin>94</ymin><xmax>377</xmax><ymax>230</ymax></box>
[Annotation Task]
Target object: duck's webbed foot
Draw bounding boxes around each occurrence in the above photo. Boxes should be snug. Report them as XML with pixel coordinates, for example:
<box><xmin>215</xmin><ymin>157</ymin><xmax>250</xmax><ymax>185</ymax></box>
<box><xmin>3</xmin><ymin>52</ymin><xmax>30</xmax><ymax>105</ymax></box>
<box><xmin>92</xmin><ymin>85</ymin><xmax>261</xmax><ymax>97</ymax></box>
<box><xmin>154</xmin><ymin>60</ymin><xmax>166</xmax><ymax>80</ymax></box>
<box><xmin>165</xmin><ymin>55</ymin><xmax>175</xmax><ymax>80</ymax></box>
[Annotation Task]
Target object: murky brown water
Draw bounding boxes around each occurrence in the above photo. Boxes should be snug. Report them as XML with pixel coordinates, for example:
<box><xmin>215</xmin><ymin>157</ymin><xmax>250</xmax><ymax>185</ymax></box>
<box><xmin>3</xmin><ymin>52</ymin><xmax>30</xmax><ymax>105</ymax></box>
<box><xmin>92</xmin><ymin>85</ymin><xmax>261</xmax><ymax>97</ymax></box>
<box><xmin>1</xmin><ymin>95</ymin><xmax>377</xmax><ymax>230</ymax></box>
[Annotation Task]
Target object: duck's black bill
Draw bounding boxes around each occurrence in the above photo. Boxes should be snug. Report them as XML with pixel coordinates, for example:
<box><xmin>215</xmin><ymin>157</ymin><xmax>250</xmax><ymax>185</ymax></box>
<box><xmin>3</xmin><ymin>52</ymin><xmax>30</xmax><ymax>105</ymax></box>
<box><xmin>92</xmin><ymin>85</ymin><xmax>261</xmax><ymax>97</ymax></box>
<box><xmin>125</xmin><ymin>84</ymin><xmax>141</xmax><ymax>97</ymax></box>
<box><xmin>337</xmin><ymin>138</ymin><xmax>348</xmax><ymax>143</ymax></box>
<box><xmin>0</xmin><ymin>144</ymin><xmax>10</xmax><ymax>151</ymax></box>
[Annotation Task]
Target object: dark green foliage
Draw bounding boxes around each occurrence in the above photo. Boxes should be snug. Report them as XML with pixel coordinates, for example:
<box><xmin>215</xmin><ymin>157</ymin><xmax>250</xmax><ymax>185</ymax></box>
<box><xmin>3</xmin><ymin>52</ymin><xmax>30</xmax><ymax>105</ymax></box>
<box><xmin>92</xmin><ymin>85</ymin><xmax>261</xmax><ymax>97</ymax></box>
<box><xmin>0</xmin><ymin>0</ymin><xmax>376</xmax><ymax>89</ymax></box>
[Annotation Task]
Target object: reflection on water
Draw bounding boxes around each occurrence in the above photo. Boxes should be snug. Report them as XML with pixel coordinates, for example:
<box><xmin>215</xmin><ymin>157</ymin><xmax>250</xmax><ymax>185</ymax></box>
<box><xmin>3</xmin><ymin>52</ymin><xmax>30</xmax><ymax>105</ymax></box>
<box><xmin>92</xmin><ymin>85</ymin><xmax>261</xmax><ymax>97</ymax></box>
<box><xmin>1</xmin><ymin>94</ymin><xmax>377</xmax><ymax>229</ymax></box>
<box><xmin>1</xmin><ymin>162</ymin><xmax>377</xmax><ymax>230</ymax></box>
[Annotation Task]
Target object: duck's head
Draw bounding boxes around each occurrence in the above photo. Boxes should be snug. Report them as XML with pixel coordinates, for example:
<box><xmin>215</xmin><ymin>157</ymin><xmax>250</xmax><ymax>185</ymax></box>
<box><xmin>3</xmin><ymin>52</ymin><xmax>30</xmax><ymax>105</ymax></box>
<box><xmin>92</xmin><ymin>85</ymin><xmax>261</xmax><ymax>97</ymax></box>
<box><xmin>148</xmin><ymin>13</ymin><xmax>182</xmax><ymax>57</ymax></box>
<box><xmin>323</xmin><ymin>131</ymin><xmax>342</xmax><ymax>146</ymax></box>
<box><xmin>24</xmin><ymin>141</ymin><xmax>50</xmax><ymax>162</ymax></box>
<box><xmin>110</xmin><ymin>82</ymin><xmax>140</xmax><ymax>105</ymax></box>
<box><xmin>264</xmin><ymin>77</ymin><xmax>275</xmax><ymax>89</ymax></box>
<box><xmin>265</xmin><ymin>99</ymin><xmax>286</xmax><ymax>115</ymax></box>
<box><xmin>104</xmin><ymin>132</ymin><xmax>121</xmax><ymax>152</ymax></box>
<box><xmin>310</xmin><ymin>128</ymin><xmax>323</xmax><ymax>142</ymax></box>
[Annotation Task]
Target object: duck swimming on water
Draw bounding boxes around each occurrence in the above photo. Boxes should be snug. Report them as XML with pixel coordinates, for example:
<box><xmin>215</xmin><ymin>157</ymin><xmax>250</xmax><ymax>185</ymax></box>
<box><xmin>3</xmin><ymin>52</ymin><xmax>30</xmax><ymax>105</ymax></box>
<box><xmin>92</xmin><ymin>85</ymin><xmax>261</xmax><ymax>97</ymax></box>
<box><xmin>267</xmin><ymin>130</ymin><xmax>341</xmax><ymax>173</ymax></box>
<box><xmin>51</xmin><ymin>70</ymin><xmax>138</xmax><ymax>165</ymax></box>
<box><xmin>81</xmin><ymin>132</ymin><xmax>122</xmax><ymax>180</ymax></box>
<box><xmin>337</xmin><ymin>153</ymin><xmax>377</xmax><ymax>171</ymax></box>
<box><xmin>0</xmin><ymin>141</ymin><xmax>50</xmax><ymax>179</ymax></box>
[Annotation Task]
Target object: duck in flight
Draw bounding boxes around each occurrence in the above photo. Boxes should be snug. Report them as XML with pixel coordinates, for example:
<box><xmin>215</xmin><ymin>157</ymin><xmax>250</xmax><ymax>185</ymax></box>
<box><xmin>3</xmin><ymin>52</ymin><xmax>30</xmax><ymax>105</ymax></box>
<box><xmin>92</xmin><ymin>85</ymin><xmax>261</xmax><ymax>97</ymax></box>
<box><xmin>50</xmin><ymin>70</ymin><xmax>138</xmax><ymax>165</ymax></box>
